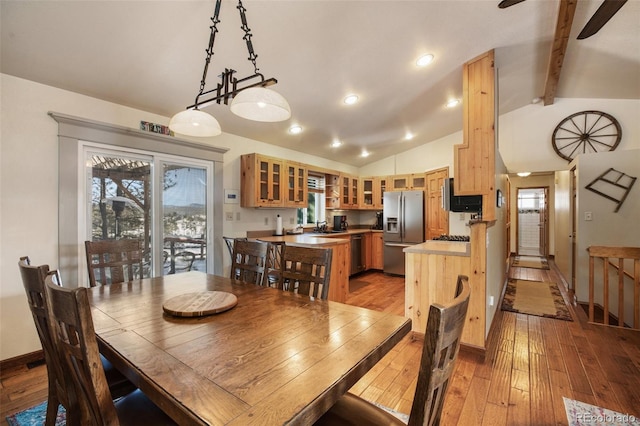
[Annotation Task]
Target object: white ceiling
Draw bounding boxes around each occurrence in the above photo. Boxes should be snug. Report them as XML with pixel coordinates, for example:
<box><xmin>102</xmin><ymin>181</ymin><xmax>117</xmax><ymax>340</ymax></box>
<box><xmin>2</xmin><ymin>0</ymin><xmax>639</xmax><ymax>167</ymax></box>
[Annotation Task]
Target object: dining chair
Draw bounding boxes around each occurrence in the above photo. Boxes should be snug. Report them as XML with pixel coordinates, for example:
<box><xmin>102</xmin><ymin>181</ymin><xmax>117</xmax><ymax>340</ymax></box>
<box><xmin>278</xmin><ymin>246</ymin><xmax>333</xmax><ymax>300</ymax></box>
<box><xmin>230</xmin><ymin>239</ymin><xmax>269</xmax><ymax>285</ymax></box>
<box><xmin>18</xmin><ymin>257</ymin><xmax>136</xmax><ymax>426</ymax></box>
<box><xmin>315</xmin><ymin>275</ymin><xmax>471</xmax><ymax>426</ymax></box>
<box><xmin>264</xmin><ymin>241</ymin><xmax>286</xmax><ymax>288</ymax></box>
<box><xmin>44</xmin><ymin>272</ymin><xmax>176</xmax><ymax>425</ymax></box>
<box><xmin>85</xmin><ymin>239</ymin><xmax>144</xmax><ymax>286</ymax></box>
<box><xmin>223</xmin><ymin>236</ymin><xmax>248</xmax><ymax>261</ymax></box>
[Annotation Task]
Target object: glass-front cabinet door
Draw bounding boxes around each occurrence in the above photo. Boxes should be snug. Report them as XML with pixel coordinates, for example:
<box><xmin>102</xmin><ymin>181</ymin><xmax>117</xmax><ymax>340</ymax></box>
<box><xmin>285</xmin><ymin>161</ymin><xmax>307</xmax><ymax>207</ymax></box>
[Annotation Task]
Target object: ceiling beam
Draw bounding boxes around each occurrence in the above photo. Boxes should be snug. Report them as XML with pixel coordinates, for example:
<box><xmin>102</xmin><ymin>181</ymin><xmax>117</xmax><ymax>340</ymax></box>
<box><xmin>543</xmin><ymin>0</ymin><xmax>578</xmax><ymax>106</ymax></box>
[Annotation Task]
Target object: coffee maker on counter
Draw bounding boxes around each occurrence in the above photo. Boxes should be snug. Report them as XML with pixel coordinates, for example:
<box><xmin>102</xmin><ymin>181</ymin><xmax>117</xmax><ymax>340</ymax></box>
<box><xmin>333</xmin><ymin>215</ymin><xmax>348</xmax><ymax>231</ymax></box>
<box><xmin>372</xmin><ymin>211</ymin><xmax>383</xmax><ymax>230</ymax></box>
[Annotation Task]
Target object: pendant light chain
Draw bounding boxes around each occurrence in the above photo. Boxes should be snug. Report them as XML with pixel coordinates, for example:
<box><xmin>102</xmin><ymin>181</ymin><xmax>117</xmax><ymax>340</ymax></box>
<box><xmin>237</xmin><ymin>0</ymin><xmax>260</xmax><ymax>75</ymax></box>
<box><xmin>196</xmin><ymin>0</ymin><xmax>223</xmax><ymax>104</ymax></box>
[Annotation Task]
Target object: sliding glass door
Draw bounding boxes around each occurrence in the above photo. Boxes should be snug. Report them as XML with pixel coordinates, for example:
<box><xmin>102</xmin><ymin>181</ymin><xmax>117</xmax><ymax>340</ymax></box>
<box><xmin>85</xmin><ymin>146</ymin><xmax>214</xmax><ymax>281</ymax></box>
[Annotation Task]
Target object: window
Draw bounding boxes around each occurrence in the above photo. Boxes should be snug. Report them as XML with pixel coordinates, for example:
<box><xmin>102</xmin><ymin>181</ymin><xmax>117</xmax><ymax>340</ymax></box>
<box><xmin>298</xmin><ymin>172</ymin><xmax>325</xmax><ymax>225</ymax></box>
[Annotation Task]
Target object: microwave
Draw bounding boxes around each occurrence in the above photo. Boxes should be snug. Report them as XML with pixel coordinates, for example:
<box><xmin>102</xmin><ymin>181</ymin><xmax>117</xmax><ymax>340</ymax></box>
<box><xmin>443</xmin><ymin>178</ymin><xmax>483</xmax><ymax>213</ymax></box>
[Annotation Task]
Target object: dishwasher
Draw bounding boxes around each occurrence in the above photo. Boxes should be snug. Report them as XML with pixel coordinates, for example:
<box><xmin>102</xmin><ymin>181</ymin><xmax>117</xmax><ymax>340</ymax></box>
<box><xmin>350</xmin><ymin>234</ymin><xmax>364</xmax><ymax>276</ymax></box>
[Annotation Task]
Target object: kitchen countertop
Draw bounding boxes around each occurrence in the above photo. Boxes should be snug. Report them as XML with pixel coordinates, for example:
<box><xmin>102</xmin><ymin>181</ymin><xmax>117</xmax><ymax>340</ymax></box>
<box><xmin>257</xmin><ymin>234</ymin><xmax>349</xmax><ymax>247</ymax></box>
<box><xmin>402</xmin><ymin>240</ymin><xmax>470</xmax><ymax>257</ymax></box>
<box><xmin>302</xmin><ymin>229</ymin><xmax>382</xmax><ymax>237</ymax></box>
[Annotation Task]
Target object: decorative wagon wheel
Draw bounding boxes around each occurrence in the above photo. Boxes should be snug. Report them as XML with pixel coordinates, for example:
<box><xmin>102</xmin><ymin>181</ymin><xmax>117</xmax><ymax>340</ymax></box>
<box><xmin>551</xmin><ymin>110</ymin><xmax>621</xmax><ymax>162</ymax></box>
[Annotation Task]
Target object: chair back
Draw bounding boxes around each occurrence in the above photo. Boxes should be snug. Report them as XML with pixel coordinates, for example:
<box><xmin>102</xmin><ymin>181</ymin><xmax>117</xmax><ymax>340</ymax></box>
<box><xmin>408</xmin><ymin>275</ymin><xmax>470</xmax><ymax>426</ymax></box>
<box><xmin>45</xmin><ymin>273</ymin><xmax>120</xmax><ymax>425</ymax></box>
<box><xmin>18</xmin><ymin>257</ymin><xmax>73</xmax><ymax>421</ymax></box>
<box><xmin>223</xmin><ymin>236</ymin><xmax>248</xmax><ymax>261</ymax></box>
<box><xmin>85</xmin><ymin>239</ymin><xmax>144</xmax><ymax>286</ymax></box>
<box><xmin>279</xmin><ymin>246</ymin><xmax>332</xmax><ymax>300</ymax></box>
<box><xmin>230</xmin><ymin>239</ymin><xmax>268</xmax><ymax>285</ymax></box>
<box><xmin>264</xmin><ymin>241</ymin><xmax>286</xmax><ymax>288</ymax></box>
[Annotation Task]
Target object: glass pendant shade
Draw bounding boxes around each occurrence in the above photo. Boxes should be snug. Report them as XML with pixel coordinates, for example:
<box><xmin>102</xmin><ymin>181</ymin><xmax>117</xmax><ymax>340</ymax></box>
<box><xmin>230</xmin><ymin>87</ymin><xmax>291</xmax><ymax>122</ymax></box>
<box><xmin>169</xmin><ymin>109</ymin><xmax>222</xmax><ymax>137</ymax></box>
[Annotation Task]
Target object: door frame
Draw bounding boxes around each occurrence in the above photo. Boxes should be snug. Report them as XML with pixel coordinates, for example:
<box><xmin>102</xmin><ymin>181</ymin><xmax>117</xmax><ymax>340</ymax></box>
<box><xmin>515</xmin><ymin>186</ymin><xmax>549</xmax><ymax>257</ymax></box>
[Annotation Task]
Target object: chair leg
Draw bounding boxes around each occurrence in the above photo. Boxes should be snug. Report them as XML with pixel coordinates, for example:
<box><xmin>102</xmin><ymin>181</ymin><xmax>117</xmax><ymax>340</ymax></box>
<box><xmin>44</xmin><ymin>386</ymin><xmax>59</xmax><ymax>426</ymax></box>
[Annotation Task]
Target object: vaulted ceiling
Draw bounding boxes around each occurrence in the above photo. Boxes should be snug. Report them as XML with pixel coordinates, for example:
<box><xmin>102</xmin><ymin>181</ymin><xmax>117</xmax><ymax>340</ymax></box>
<box><xmin>2</xmin><ymin>0</ymin><xmax>638</xmax><ymax>166</ymax></box>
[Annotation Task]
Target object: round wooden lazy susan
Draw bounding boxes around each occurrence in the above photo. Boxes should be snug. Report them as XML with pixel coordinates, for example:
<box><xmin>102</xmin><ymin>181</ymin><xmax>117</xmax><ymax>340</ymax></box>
<box><xmin>162</xmin><ymin>291</ymin><xmax>238</xmax><ymax>317</ymax></box>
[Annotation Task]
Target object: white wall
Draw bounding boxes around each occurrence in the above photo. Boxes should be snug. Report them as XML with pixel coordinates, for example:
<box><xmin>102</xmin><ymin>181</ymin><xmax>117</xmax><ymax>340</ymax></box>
<box><xmin>500</xmin><ymin>98</ymin><xmax>640</xmax><ymax>174</ymax></box>
<box><xmin>573</xmin><ymin>149</ymin><xmax>640</xmax><ymax>326</ymax></box>
<box><xmin>0</xmin><ymin>74</ymin><xmax>357</xmax><ymax>360</ymax></box>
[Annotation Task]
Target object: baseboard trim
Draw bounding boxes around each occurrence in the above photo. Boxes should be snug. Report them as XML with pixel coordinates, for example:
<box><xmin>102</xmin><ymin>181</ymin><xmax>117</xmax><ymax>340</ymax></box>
<box><xmin>0</xmin><ymin>350</ymin><xmax>44</xmax><ymax>371</ymax></box>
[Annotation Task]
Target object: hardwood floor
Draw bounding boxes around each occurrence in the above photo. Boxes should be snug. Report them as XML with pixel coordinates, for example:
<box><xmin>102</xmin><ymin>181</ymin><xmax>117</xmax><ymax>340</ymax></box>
<box><xmin>2</xmin><ymin>262</ymin><xmax>639</xmax><ymax>425</ymax></box>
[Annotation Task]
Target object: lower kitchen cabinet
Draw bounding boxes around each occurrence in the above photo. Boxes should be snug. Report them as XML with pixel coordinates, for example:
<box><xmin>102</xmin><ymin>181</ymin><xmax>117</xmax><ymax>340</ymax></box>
<box><xmin>371</xmin><ymin>232</ymin><xmax>384</xmax><ymax>270</ymax></box>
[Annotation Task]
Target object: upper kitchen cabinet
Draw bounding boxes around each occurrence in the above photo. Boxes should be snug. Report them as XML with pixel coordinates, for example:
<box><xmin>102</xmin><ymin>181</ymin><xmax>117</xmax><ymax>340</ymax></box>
<box><xmin>241</xmin><ymin>153</ymin><xmax>284</xmax><ymax>207</ymax></box>
<box><xmin>454</xmin><ymin>49</ymin><xmax>496</xmax><ymax>221</ymax></box>
<box><xmin>341</xmin><ymin>174</ymin><xmax>359</xmax><ymax>209</ymax></box>
<box><xmin>284</xmin><ymin>161</ymin><xmax>308</xmax><ymax>208</ymax></box>
<box><xmin>325</xmin><ymin>173</ymin><xmax>341</xmax><ymax>209</ymax></box>
<box><xmin>360</xmin><ymin>176</ymin><xmax>386</xmax><ymax>210</ymax></box>
<box><xmin>390</xmin><ymin>173</ymin><xmax>426</xmax><ymax>191</ymax></box>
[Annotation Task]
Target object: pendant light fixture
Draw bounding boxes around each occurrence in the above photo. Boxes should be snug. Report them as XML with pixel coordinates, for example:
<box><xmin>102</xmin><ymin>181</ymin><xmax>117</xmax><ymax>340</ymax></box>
<box><xmin>169</xmin><ymin>0</ymin><xmax>291</xmax><ymax>137</ymax></box>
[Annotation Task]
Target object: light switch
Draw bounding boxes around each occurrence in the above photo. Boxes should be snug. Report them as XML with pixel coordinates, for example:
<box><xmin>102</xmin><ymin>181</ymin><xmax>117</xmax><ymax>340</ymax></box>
<box><xmin>225</xmin><ymin>212</ymin><xmax>233</xmax><ymax>221</ymax></box>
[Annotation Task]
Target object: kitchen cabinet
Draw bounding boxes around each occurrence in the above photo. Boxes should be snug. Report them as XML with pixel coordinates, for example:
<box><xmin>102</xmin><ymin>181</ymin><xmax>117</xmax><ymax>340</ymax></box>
<box><xmin>371</xmin><ymin>232</ymin><xmax>383</xmax><ymax>270</ymax></box>
<box><xmin>340</xmin><ymin>174</ymin><xmax>359</xmax><ymax>209</ymax></box>
<box><xmin>390</xmin><ymin>173</ymin><xmax>426</xmax><ymax>191</ymax></box>
<box><xmin>325</xmin><ymin>174</ymin><xmax>341</xmax><ymax>209</ymax></box>
<box><xmin>241</xmin><ymin>154</ymin><xmax>283</xmax><ymax>207</ymax></box>
<box><xmin>284</xmin><ymin>161</ymin><xmax>307</xmax><ymax>207</ymax></box>
<box><xmin>359</xmin><ymin>176</ymin><xmax>386</xmax><ymax>210</ymax></box>
<box><xmin>454</xmin><ymin>49</ymin><xmax>496</xmax><ymax>221</ymax></box>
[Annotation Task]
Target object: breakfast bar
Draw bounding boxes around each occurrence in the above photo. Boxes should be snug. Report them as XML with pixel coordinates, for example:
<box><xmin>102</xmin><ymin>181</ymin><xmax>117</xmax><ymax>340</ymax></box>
<box><xmin>257</xmin><ymin>234</ymin><xmax>350</xmax><ymax>303</ymax></box>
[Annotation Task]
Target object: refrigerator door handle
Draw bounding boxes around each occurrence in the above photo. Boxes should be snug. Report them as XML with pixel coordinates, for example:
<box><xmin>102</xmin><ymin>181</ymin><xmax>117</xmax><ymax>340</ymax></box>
<box><xmin>400</xmin><ymin>194</ymin><xmax>404</xmax><ymax>240</ymax></box>
<box><xmin>441</xmin><ymin>185</ymin><xmax>445</xmax><ymax>209</ymax></box>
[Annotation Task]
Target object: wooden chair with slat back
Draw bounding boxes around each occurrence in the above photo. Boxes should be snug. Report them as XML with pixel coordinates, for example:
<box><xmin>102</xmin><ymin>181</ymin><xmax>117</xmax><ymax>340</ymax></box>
<box><xmin>278</xmin><ymin>246</ymin><xmax>332</xmax><ymax>300</ymax></box>
<box><xmin>44</xmin><ymin>273</ymin><xmax>176</xmax><ymax>426</ymax></box>
<box><xmin>19</xmin><ymin>257</ymin><xmax>137</xmax><ymax>426</ymax></box>
<box><xmin>18</xmin><ymin>257</ymin><xmax>72</xmax><ymax>426</ymax></box>
<box><xmin>264</xmin><ymin>241</ymin><xmax>286</xmax><ymax>289</ymax></box>
<box><xmin>230</xmin><ymin>239</ymin><xmax>269</xmax><ymax>285</ymax></box>
<box><xmin>223</xmin><ymin>236</ymin><xmax>248</xmax><ymax>262</ymax></box>
<box><xmin>85</xmin><ymin>239</ymin><xmax>144</xmax><ymax>286</ymax></box>
<box><xmin>315</xmin><ymin>275</ymin><xmax>471</xmax><ymax>426</ymax></box>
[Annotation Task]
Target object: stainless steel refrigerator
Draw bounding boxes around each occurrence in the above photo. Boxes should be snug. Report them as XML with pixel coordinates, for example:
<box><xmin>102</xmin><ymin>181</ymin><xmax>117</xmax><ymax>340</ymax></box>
<box><xmin>383</xmin><ymin>190</ymin><xmax>424</xmax><ymax>275</ymax></box>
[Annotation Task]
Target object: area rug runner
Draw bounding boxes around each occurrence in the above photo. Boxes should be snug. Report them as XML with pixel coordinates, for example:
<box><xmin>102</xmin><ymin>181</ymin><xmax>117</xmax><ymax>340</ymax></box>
<box><xmin>563</xmin><ymin>397</ymin><xmax>639</xmax><ymax>425</ymax></box>
<box><xmin>512</xmin><ymin>255</ymin><xmax>550</xmax><ymax>270</ymax></box>
<box><xmin>6</xmin><ymin>401</ymin><xmax>65</xmax><ymax>426</ymax></box>
<box><xmin>501</xmin><ymin>278</ymin><xmax>572</xmax><ymax>321</ymax></box>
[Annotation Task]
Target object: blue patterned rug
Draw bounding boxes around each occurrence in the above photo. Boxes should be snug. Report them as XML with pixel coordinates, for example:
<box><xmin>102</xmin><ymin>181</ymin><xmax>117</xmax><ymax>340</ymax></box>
<box><xmin>5</xmin><ymin>401</ymin><xmax>65</xmax><ymax>426</ymax></box>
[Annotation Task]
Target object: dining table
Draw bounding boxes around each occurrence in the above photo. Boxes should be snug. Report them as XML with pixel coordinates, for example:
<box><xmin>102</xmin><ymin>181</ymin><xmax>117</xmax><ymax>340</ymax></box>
<box><xmin>88</xmin><ymin>271</ymin><xmax>411</xmax><ymax>425</ymax></box>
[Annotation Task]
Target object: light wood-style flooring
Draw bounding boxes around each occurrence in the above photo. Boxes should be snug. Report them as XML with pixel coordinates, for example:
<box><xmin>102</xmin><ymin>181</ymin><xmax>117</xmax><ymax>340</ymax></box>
<box><xmin>2</xmin><ymin>260</ymin><xmax>639</xmax><ymax>425</ymax></box>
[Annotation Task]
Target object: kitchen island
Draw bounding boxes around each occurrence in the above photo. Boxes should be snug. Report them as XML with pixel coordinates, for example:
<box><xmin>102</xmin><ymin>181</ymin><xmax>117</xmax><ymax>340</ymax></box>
<box><xmin>404</xmin><ymin>222</ymin><xmax>487</xmax><ymax>351</ymax></box>
<box><xmin>257</xmin><ymin>234</ymin><xmax>350</xmax><ymax>303</ymax></box>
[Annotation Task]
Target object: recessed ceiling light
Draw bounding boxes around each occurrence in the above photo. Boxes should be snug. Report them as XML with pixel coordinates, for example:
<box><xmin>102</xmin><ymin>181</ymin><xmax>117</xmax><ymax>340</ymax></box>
<box><xmin>361</xmin><ymin>150</ymin><xmax>370</xmax><ymax>158</ymax></box>
<box><xmin>446</xmin><ymin>99</ymin><xmax>460</xmax><ymax>108</ymax></box>
<box><xmin>288</xmin><ymin>125</ymin><xmax>302</xmax><ymax>134</ymax></box>
<box><xmin>404</xmin><ymin>132</ymin><xmax>414</xmax><ymax>141</ymax></box>
<box><xmin>416</xmin><ymin>53</ymin><xmax>434</xmax><ymax>67</ymax></box>
<box><xmin>331</xmin><ymin>139</ymin><xmax>343</xmax><ymax>148</ymax></box>
<box><xmin>343</xmin><ymin>94</ymin><xmax>359</xmax><ymax>105</ymax></box>
<box><xmin>517</xmin><ymin>172</ymin><xmax>531</xmax><ymax>177</ymax></box>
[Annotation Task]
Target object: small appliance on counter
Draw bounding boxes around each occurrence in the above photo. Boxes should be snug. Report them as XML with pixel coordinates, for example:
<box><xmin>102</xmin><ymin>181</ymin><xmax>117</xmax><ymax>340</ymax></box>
<box><xmin>372</xmin><ymin>211</ymin><xmax>383</xmax><ymax>230</ymax></box>
<box><xmin>333</xmin><ymin>215</ymin><xmax>348</xmax><ymax>232</ymax></box>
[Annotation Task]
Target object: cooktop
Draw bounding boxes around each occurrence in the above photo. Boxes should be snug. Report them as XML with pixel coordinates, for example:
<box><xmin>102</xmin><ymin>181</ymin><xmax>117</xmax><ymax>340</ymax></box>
<box><xmin>432</xmin><ymin>235</ymin><xmax>470</xmax><ymax>242</ymax></box>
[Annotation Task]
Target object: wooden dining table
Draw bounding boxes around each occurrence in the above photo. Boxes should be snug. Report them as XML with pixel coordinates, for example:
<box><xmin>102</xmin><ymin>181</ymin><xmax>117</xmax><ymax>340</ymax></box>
<box><xmin>88</xmin><ymin>271</ymin><xmax>411</xmax><ymax>425</ymax></box>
